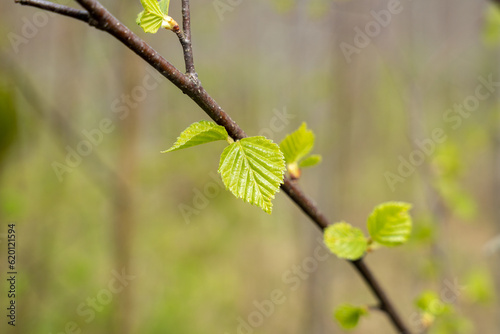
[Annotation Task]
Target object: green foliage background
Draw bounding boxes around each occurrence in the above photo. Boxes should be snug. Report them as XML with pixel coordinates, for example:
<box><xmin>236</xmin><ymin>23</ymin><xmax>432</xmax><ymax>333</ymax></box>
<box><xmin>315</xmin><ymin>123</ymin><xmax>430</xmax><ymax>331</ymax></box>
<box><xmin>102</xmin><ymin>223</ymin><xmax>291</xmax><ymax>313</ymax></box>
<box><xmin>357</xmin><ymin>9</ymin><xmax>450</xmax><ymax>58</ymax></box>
<box><xmin>1</xmin><ymin>0</ymin><xmax>499</xmax><ymax>333</ymax></box>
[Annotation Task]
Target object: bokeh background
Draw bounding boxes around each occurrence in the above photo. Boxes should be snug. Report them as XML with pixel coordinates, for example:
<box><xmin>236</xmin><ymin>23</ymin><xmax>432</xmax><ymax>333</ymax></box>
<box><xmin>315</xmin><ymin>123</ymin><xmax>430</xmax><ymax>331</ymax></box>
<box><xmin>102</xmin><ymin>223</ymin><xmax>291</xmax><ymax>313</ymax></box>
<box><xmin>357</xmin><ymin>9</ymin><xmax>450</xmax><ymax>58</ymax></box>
<box><xmin>1</xmin><ymin>0</ymin><xmax>500</xmax><ymax>333</ymax></box>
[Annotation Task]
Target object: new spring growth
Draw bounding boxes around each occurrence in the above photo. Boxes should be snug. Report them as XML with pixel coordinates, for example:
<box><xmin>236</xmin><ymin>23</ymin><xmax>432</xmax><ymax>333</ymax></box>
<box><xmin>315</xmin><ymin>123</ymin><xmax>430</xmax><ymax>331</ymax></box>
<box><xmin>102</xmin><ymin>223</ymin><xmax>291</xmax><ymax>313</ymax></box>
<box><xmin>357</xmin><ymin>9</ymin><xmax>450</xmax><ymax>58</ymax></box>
<box><xmin>137</xmin><ymin>0</ymin><xmax>178</xmax><ymax>33</ymax></box>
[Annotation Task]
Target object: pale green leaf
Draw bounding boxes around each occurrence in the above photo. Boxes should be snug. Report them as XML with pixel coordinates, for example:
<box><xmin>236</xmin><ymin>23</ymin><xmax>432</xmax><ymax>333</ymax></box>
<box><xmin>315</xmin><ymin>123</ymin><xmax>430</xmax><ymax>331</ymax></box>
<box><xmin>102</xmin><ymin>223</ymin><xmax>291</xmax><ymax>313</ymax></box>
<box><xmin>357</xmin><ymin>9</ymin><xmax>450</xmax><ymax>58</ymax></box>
<box><xmin>162</xmin><ymin>121</ymin><xmax>229</xmax><ymax>153</ymax></box>
<box><xmin>136</xmin><ymin>11</ymin><xmax>144</xmax><ymax>26</ymax></box>
<box><xmin>367</xmin><ymin>202</ymin><xmax>412</xmax><ymax>247</ymax></box>
<box><xmin>464</xmin><ymin>268</ymin><xmax>495</xmax><ymax>304</ymax></box>
<box><xmin>280</xmin><ymin>123</ymin><xmax>315</xmax><ymax>165</ymax></box>
<box><xmin>138</xmin><ymin>0</ymin><xmax>167</xmax><ymax>33</ymax></box>
<box><xmin>299</xmin><ymin>154</ymin><xmax>322</xmax><ymax>168</ymax></box>
<box><xmin>415</xmin><ymin>291</ymin><xmax>451</xmax><ymax>317</ymax></box>
<box><xmin>159</xmin><ymin>0</ymin><xmax>170</xmax><ymax>15</ymax></box>
<box><xmin>410</xmin><ymin>216</ymin><xmax>437</xmax><ymax>244</ymax></box>
<box><xmin>218</xmin><ymin>136</ymin><xmax>285</xmax><ymax>214</ymax></box>
<box><xmin>141</xmin><ymin>0</ymin><xmax>164</xmax><ymax>17</ymax></box>
<box><xmin>334</xmin><ymin>304</ymin><xmax>368</xmax><ymax>330</ymax></box>
<box><xmin>138</xmin><ymin>11</ymin><xmax>164</xmax><ymax>33</ymax></box>
<box><xmin>324</xmin><ymin>222</ymin><xmax>368</xmax><ymax>260</ymax></box>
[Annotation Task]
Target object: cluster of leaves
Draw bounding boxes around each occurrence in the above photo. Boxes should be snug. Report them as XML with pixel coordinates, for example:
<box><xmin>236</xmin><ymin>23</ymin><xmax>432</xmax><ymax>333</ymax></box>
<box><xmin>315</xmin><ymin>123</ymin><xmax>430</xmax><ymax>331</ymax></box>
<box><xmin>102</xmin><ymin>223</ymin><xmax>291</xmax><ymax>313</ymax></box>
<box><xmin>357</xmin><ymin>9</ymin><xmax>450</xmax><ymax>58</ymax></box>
<box><xmin>279</xmin><ymin>122</ymin><xmax>321</xmax><ymax>179</ymax></box>
<box><xmin>141</xmin><ymin>7</ymin><xmax>492</xmax><ymax>332</ymax></box>
<box><xmin>413</xmin><ymin>291</ymin><xmax>473</xmax><ymax>334</ymax></box>
<box><xmin>163</xmin><ymin>121</ymin><xmax>321</xmax><ymax>214</ymax></box>
<box><xmin>432</xmin><ymin>143</ymin><xmax>477</xmax><ymax>221</ymax></box>
<box><xmin>324</xmin><ymin>202</ymin><xmax>412</xmax><ymax>261</ymax></box>
<box><xmin>137</xmin><ymin>0</ymin><xmax>177</xmax><ymax>33</ymax></box>
<box><xmin>325</xmin><ymin>202</ymin><xmax>412</xmax><ymax>330</ymax></box>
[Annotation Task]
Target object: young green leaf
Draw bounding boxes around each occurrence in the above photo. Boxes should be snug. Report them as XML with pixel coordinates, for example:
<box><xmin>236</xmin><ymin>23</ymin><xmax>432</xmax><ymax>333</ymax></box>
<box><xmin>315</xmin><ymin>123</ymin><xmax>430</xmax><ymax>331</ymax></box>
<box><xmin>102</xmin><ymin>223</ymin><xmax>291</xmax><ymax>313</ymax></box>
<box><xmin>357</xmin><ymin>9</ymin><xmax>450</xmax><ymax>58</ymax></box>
<box><xmin>162</xmin><ymin>121</ymin><xmax>229</xmax><ymax>153</ymax></box>
<box><xmin>218</xmin><ymin>136</ymin><xmax>285</xmax><ymax>214</ymax></box>
<box><xmin>324</xmin><ymin>222</ymin><xmax>368</xmax><ymax>260</ymax></box>
<box><xmin>299</xmin><ymin>154</ymin><xmax>322</xmax><ymax>168</ymax></box>
<box><xmin>280</xmin><ymin>122</ymin><xmax>315</xmax><ymax>165</ymax></box>
<box><xmin>137</xmin><ymin>0</ymin><xmax>164</xmax><ymax>33</ymax></box>
<box><xmin>415</xmin><ymin>291</ymin><xmax>451</xmax><ymax>317</ymax></box>
<box><xmin>367</xmin><ymin>202</ymin><xmax>412</xmax><ymax>247</ymax></box>
<box><xmin>334</xmin><ymin>304</ymin><xmax>368</xmax><ymax>330</ymax></box>
<box><xmin>159</xmin><ymin>0</ymin><xmax>170</xmax><ymax>14</ymax></box>
<box><xmin>464</xmin><ymin>268</ymin><xmax>495</xmax><ymax>304</ymax></box>
<box><xmin>137</xmin><ymin>0</ymin><xmax>176</xmax><ymax>33</ymax></box>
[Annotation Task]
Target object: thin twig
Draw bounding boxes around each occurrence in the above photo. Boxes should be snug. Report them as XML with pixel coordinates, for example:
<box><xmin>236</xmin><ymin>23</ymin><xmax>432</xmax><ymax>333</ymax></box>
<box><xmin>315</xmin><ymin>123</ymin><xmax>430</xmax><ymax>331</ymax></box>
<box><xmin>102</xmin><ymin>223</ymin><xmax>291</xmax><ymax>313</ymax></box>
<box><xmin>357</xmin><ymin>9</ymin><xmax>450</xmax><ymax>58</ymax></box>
<box><xmin>352</xmin><ymin>259</ymin><xmax>411</xmax><ymax>333</ymax></box>
<box><xmin>180</xmin><ymin>0</ymin><xmax>195</xmax><ymax>76</ymax></box>
<box><xmin>181</xmin><ymin>0</ymin><xmax>192</xmax><ymax>42</ymax></box>
<box><xmin>15</xmin><ymin>0</ymin><xmax>90</xmax><ymax>23</ymax></box>
<box><xmin>15</xmin><ymin>1</ymin><xmax>412</xmax><ymax>332</ymax></box>
<box><xmin>281</xmin><ymin>177</ymin><xmax>330</xmax><ymax>230</ymax></box>
<box><xmin>180</xmin><ymin>0</ymin><xmax>194</xmax><ymax>71</ymax></box>
<box><xmin>173</xmin><ymin>27</ymin><xmax>197</xmax><ymax>78</ymax></box>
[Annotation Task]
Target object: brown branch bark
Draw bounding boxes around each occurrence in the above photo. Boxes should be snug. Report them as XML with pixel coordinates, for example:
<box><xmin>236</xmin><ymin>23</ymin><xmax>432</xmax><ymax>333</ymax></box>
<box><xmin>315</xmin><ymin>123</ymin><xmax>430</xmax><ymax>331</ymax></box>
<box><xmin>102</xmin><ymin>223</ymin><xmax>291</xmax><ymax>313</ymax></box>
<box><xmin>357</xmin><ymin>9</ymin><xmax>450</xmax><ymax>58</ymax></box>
<box><xmin>15</xmin><ymin>0</ymin><xmax>411</xmax><ymax>332</ymax></box>
<box><xmin>180</xmin><ymin>0</ymin><xmax>195</xmax><ymax>76</ymax></box>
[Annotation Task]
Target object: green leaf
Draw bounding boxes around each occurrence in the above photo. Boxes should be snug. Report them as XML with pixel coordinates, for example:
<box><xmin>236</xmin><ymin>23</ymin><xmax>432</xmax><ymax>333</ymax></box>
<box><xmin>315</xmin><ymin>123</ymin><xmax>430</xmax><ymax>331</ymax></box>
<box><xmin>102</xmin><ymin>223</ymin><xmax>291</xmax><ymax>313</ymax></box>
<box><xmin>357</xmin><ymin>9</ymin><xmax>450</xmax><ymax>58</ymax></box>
<box><xmin>159</xmin><ymin>0</ymin><xmax>171</xmax><ymax>15</ymax></box>
<box><xmin>334</xmin><ymin>304</ymin><xmax>368</xmax><ymax>330</ymax></box>
<box><xmin>137</xmin><ymin>0</ymin><xmax>171</xmax><ymax>33</ymax></box>
<box><xmin>324</xmin><ymin>222</ymin><xmax>368</xmax><ymax>260</ymax></box>
<box><xmin>464</xmin><ymin>268</ymin><xmax>495</xmax><ymax>304</ymax></box>
<box><xmin>280</xmin><ymin>123</ymin><xmax>315</xmax><ymax>165</ymax></box>
<box><xmin>141</xmin><ymin>0</ymin><xmax>164</xmax><ymax>17</ymax></box>
<box><xmin>299</xmin><ymin>154</ymin><xmax>322</xmax><ymax>168</ymax></box>
<box><xmin>410</xmin><ymin>216</ymin><xmax>437</xmax><ymax>244</ymax></box>
<box><xmin>162</xmin><ymin>121</ymin><xmax>229</xmax><ymax>153</ymax></box>
<box><xmin>415</xmin><ymin>291</ymin><xmax>451</xmax><ymax>317</ymax></box>
<box><xmin>136</xmin><ymin>11</ymin><xmax>144</xmax><ymax>26</ymax></box>
<box><xmin>138</xmin><ymin>11</ymin><xmax>164</xmax><ymax>33</ymax></box>
<box><xmin>367</xmin><ymin>202</ymin><xmax>412</xmax><ymax>247</ymax></box>
<box><xmin>218</xmin><ymin>136</ymin><xmax>285</xmax><ymax>214</ymax></box>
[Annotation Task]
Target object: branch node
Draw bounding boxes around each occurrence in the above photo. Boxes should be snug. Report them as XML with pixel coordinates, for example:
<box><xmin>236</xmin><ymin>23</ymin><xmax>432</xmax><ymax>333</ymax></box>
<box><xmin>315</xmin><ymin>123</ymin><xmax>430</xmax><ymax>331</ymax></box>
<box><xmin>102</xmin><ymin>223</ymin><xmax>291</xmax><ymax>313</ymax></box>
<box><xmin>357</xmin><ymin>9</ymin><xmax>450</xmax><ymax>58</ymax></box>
<box><xmin>88</xmin><ymin>17</ymin><xmax>100</xmax><ymax>28</ymax></box>
<box><xmin>188</xmin><ymin>72</ymin><xmax>200</xmax><ymax>86</ymax></box>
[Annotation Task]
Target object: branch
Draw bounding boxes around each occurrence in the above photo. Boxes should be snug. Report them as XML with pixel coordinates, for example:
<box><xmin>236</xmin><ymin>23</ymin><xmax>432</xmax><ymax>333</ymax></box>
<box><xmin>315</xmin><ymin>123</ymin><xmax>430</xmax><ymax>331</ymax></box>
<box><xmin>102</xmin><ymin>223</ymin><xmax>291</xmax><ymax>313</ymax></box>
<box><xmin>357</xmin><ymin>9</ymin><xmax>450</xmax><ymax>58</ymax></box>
<box><xmin>180</xmin><ymin>0</ymin><xmax>196</xmax><ymax>76</ymax></box>
<box><xmin>353</xmin><ymin>259</ymin><xmax>410</xmax><ymax>333</ymax></box>
<box><xmin>181</xmin><ymin>0</ymin><xmax>192</xmax><ymax>41</ymax></box>
<box><xmin>15</xmin><ymin>0</ymin><xmax>90</xmax><ymax>23</ymax></box>
<box><xmin>173</xmin><ymin>26</ymin><xmax>196</xmax><ymax>78</ymax></box>
<box><xmin>281</xmin><ymin>177</ymin><xmax>330</xmax><ymax>230</ymax></box>
<box><xmin>15</xmin><ymin>1</ymin><xmax>411</xmax><ymax>333</ymax></box>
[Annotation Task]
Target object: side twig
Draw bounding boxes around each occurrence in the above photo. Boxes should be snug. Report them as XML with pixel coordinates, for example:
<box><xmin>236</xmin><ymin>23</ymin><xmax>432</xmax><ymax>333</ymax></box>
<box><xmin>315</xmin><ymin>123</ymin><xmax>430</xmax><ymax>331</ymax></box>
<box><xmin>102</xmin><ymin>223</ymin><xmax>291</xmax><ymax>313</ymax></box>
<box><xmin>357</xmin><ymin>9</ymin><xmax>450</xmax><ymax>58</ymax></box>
<box><xmin>15</xmin><ymin>1</ymin><xmax>411</xmax><ymax>332</ymax></box>
<box><xmin>180</xmin><ymin>0</ymin><xmax>195</xmax><ymax>76</ymax></box>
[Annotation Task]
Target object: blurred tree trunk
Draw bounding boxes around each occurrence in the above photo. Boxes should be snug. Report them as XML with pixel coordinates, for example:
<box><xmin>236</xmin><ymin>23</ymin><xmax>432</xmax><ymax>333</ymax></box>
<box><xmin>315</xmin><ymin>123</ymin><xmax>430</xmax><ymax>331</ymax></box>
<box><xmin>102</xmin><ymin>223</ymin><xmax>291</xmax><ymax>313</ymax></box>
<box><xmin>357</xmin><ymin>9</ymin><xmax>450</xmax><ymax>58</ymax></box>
<box><xmin>493</xmin><ymin>116</ymin><xmax>500</xmax><ymax>328</ymax></box>
<box><xmin>111</xmin><ymin>5</ymin><xmax>140</xmax><ymax>334</ymax></box>
<box><xmin>407</xmin><ymin>0</ymin><xmax>451</xmax><ymax>281</ymax></box>
<box><xmin>492</xmin><ymin>50</ymin><xmax>500</xmax><ymax>329</ymax></box>
<box><xmin>290</xmin><ymin>1</ymin><xmax>335</xmax><ymax>333</ymax></box>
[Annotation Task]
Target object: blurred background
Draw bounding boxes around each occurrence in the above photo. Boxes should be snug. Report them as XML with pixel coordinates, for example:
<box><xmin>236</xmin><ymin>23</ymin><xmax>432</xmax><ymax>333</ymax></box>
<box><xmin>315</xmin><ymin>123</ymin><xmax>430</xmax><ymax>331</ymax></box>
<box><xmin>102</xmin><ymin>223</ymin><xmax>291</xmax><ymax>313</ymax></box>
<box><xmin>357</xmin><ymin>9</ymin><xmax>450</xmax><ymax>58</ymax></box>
<box><xmin>1</xmin><ymin>0</ymin><xmax>500</xmax><ymax>333</ymax></box>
